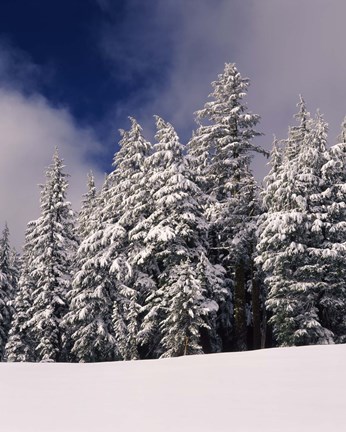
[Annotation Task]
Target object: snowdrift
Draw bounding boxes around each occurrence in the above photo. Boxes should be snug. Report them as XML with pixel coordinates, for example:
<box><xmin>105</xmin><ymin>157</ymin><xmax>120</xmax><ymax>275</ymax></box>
<box><xmin>1</xmin><ymin>344</ymin><xmax>345</xmax><ymax>432</ymax></box>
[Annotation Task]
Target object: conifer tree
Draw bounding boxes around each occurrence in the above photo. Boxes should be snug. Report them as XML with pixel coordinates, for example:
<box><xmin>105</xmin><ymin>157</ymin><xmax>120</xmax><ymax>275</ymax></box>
<box><xmin>0</xmin><ymin>224</ymin><xmax>18</xmax><ymax>360</ymax></box>
<box><xmin>257</xmin><ymin>99</ymin><xmax>334</xmax><ymax>346</ymax></box>
<box><xmin>137</xmin><ymin>116</ymin><xmax>225</xmax><ymax>357</ymax></box>
<box><xmin>316</xmin><ymin>117</ymin><xmax>346</xmax><ymax>340</ymax></box>
<box><xmin>64</xmin><ymin>118</ymin><xmax>152</xmax><ymax>361</ymax></box>
<box><xmin>6</xmin><ymin>221</ymin><xmax>37</xmax><ymax>361</ymax></box>
<box><xmin>23</xmin><ymin>150</ymin><xmax>77</xmax><ymax>362</ymax></box>
<box><xmin>188</xmin><ymin>63</ymin><xmax>265</xmax><ymax>350</ymax></box>
<box><xmin>159</xmin><ymin>261</ymin><xmax>211</xmax><ymax>357</ymax></box>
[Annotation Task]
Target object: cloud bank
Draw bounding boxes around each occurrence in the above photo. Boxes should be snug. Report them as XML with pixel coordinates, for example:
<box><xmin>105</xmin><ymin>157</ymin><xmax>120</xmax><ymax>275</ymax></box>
<box><xmin>97</xmin><ymin>0</ymin><xmax>346</xmax><ymax>178</ymax></box>
<box><xmin>0</xmin><ymin>44</ymin><xmax>104</xmax><ymax>248</ymax></box>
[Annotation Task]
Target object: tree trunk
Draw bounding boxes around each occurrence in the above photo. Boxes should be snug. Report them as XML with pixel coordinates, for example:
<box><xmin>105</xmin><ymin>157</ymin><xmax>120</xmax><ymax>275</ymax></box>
<box><xmin>234</xmin><ymin>262</ymin><xmax>247</xmax><ymax>351</ymax></box>
<box><xmin>252</xmin><ymin>276</ymin><xmax>262</xmax><ymax>350</ymax></box>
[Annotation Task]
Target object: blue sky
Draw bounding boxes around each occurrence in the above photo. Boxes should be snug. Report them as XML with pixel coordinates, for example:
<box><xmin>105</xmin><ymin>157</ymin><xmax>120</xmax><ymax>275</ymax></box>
<box><xmin>1</xmin><ymin>0</ymin><xmax>346</xmax><ymax>246</ymax></box>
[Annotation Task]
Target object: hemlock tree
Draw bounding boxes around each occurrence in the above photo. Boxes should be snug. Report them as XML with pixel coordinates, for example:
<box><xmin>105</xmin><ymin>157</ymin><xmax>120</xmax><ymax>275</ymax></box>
<box><xmin>24</xmin><ymin>150</ymin><xmax>77</xmax><ymax>362</ymax></box>
<box><xmin>257</xmin><ymin>99</ymin><xmax>334</xmax><ymax>346</ymax></box>
<box><xmin>0</xmin><ymin>224</ymin><xmax>18</xmax><ymax>360</ymax></box>
<box><xmin>137</xmin><ymin>116</ymin><xmax>225</xmax><ymax>358</ymax></box>
<box><xmin>188</xmin><ymin>63</ymin><xmax>265</xmax><ymax>350</ymax></box>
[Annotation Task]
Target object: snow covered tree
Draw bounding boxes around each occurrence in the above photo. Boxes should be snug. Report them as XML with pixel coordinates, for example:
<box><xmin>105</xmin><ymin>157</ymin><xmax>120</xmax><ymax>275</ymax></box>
<box><xmin>159</xmin><ymin>261</ymin><xmax>212</xmax><ymax>357</ymax></box>
<box><xmin>64</xmin><ymin>118</ymin><xmax>152</xmax><ymax>361</ymax></box>
<box><xmin>0</xmin><ymin>224</ymin><xmax>18</xmax><ymax>360</ymax></box>
<box><xmin>188</xmin><ymin>63</ymin><xmax>265</xmax><ymax>350</ymax></box>
<box><xmin>316</xmin><ymin>117</ymin><xmax>346</xmax><ymax>341</ymax></box>
<box><xmin>6</xmin><ymin>221</ymin><xmax>37</xmax><ymax>362</ymax></box>
<box><xmin>21</xmin><ymin>150</ymin><xmax>78</xmax><ymax>362</ymax></box>
<box><xmin>257</xmin><ymin>99</ymin><xmax>335</xmax><ymax>346</ymax></box>
<box><xmin>137</xmin><ymin>116</ymin><xmax>226</xmax><ymax>358</ymax></box>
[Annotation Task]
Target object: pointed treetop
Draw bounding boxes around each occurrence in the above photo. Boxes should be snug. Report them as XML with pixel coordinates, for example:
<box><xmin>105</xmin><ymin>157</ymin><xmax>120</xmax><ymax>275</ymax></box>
<box><xmin>285</xmin><ymin>95</ymin><xmax>312</xmax><ymax>161</ymax></box>
<box><xmin>154</xmin><ymin>115</ymin><xmax>177</xmax><ymax>142</ymax></box>
<box><xmin>0</xmin><ymin>223</ymin><xmax>10</xmax><ymax>272</ymax></box>
<box><xmin>87</xmin><ymin>170</ymin><xmax>95</xmax><ymax>190</ymax></box>
<box><xmin>153</xmin><ymin>115</ymin><xmax>183</xmax><ymax>161</ymax></box>
<box><xmin>154</xmin><ymin>115</ymin><xmax>169</xmax><ymax>130</ymax></box>
<box><xmin>338</xmin><ymin>116</ymin><xmax>346</xmax><ymax>143</ymax></box>
<box><xmin>128</xmin><ymin>116</ymin><xmax>142</xmax><ymax>131</ymax></box>
<box><xmin>269</xmin><ymin>136</ymin><xmax>283</xmax><ymax>172</ymax></box>
<box><xmin>52</xmin><ymin>146</ymin><xmax>61</xmax><ymax>163</ymax></box>
<box><xmin>295</xmin><ymin>94</ymin><xmax>309</xmax><ymax>132</ymax></box>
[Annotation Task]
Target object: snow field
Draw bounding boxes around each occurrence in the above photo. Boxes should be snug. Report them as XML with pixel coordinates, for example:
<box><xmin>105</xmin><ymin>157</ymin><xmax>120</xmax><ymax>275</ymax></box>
<box><xmin>1</xmin><ymin>344</ymin><xmax>345</xmax><ymax>432</ymax></box>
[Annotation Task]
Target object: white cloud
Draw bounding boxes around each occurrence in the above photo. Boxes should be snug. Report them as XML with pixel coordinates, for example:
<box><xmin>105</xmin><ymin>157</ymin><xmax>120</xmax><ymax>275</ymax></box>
<box><xmin>0</xmin><ymin>89</ymin><xmax>104</xmax><ymax>249</ymax></box>
<box><xmin>99</xmin><ymin>0</ymin><xmax>346</xmax><ymax>179</ymax></box>
<box><xmin>4</xmin><ymin>0</ymin><xmax>346</xmax><ymax>248</ymax></box>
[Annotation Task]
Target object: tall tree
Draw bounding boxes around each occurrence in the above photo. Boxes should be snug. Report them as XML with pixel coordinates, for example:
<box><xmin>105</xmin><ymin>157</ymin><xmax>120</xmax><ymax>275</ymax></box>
<box><xmin>257</xmin><ymin>99</ymin><xmax>334</xmax><ymax>346</ymax></box>
<box><xmin>64</xmin><ymin>118</ymin><xmax>152</xmax><ymax>361</ymax></box>
<box><xmin>316</xmin><ymin>117</ymin><xmax>346</xmax><ymax>341</ymax></box>
<box><xmin>23</xmin><ymin>150</ymin><xmax>77</xmax><ymax>362</ymax></box>
<box><xmin>137</xmin><ymin>116</ymin><xmax>225</xmax><ymax>358</ymax></box>
<box><xmin>188</xmin><ymin>63</ymin><xmax>265</xmax><ymax>350</ymax></box>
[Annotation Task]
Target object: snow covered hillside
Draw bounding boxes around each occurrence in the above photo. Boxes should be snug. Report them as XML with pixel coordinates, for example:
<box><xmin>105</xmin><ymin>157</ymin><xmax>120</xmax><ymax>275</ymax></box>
<box><xmin>1</xmin><ymin>345</ymin><xmax>345</xmax><ymax>432</ymax></box>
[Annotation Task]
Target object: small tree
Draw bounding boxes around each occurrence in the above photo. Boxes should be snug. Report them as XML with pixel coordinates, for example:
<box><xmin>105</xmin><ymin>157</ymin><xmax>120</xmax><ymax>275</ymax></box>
<box><xmin>0</xmin><ymin>224</ymin><xmax>18</xmax><ymax>360</ymax></box>
<box><xmin>6</xmin><ymin>221</ymin><xmax>37</xmax><ymax>361</ymax></box>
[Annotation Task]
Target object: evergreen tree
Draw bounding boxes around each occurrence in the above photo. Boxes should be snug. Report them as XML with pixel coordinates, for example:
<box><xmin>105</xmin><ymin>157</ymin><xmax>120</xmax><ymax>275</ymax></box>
<box><xmin>64</xmin><ymin>118</ymin><xmax>152</xmax><ymax>361</ymax></box>
<box><xmin>257</xmin><ymin>99</ymin><xmax>334</xmax><ymax>346</ymax></box>
<box><xmin>23</xmin><ymin>150</ymin><xmax>77</xmax><ymax>362</ymax></box>
<box><xmin>6</xmin><ymin>221</ymin><xmax>37</xmax><ymax>362</ymax></box>
<box><xmin>316</xmin><ymin>117</ymin><xmax>346</xmax><ymax>340</ymax></box>
<box><xmin>0</xmin><ymin>224</ymin><xmax>18</xmax><ymax>360</ymax></box>
<box><xmin>159</xmin><ymin>261</ymin><xmax>211</xmax><ymax>357</ymax></box>
<box><xmin>137</xmin><ymin>116</ymin><xmax>225</xmax><ymax>357</ymax></box>
<box><xmin>188</xmin><ymin>63</ymin><xmax>265</xmax><ymax>350</ymax></box>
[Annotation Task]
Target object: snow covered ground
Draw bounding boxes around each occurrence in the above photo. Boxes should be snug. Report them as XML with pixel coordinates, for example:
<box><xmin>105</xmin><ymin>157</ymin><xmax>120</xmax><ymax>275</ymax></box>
<box><xmin>1</xmin><ymin>344</ymin><xmax>345</xmax><ymax>432</ymax></box>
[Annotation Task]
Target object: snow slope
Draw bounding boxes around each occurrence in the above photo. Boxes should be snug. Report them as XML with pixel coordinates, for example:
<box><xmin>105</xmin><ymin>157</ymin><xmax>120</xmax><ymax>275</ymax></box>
<box><xmin>1</xmin><ymin>344</ymin><xmax>345</xmax><ymax>432</ymax></box>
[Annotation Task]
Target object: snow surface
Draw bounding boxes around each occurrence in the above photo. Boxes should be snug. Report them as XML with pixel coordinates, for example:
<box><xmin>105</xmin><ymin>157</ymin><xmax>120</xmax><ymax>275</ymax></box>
<box><xmin>1</xmin><ymin>344</ymin><xmax>345</xmax><ymax>432</ymax></box>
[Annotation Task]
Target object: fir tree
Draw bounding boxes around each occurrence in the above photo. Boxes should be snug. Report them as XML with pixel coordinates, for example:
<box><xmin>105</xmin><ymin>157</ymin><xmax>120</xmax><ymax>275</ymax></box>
<box><xmin>159</xmin><ymin>261</ymin><xmax>211</xmax><ymax>357</ymax></box>
<box><xmin>188</xmin><ymin>63</ymin><xmax>265</xmax><ymax>350</ymax></box>
<box><xmin>317</xmin><ymin>117</ymin><xmax>346</xmax><ymax>340</ymax></box>
<box><xmin>6</xmin><ymin>221</ymin><xmax>37</xmax><ymax>362</ymax></box>
<box><xmin>138</xmin><ymin>116</ymin><xmax>225</xmax><ymax>357</ymax></box>
<box><xmin>0</xmin><ymin>224</ymin><xmax>18</xmax><ymax>360</ymax></box>
<box><xmin>64</xmin><ymin>118</ymin><xmax>152</xmax><ymax>361</ymax></box>
<box><xmin>24</xmin><ymin>150</ymin><xmax>77</xmax><ymax>362</ymax></box>
<box><xmin>257</xmin><ymin>99</ymin><xmax>334</xmax><ymax>346</ymax></box>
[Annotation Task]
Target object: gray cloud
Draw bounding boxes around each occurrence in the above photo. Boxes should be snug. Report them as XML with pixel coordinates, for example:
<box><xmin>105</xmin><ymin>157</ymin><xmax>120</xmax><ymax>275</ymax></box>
<box><xmin>99</xmin><ymin>0</ymin><xmax>346</xmax><ymax>179</ymax></box>
<box><xmin>0</xmin><ymin>45</ymin><xmax>105</xmax><ymax>249</ymax></box>
<box><xmin>3</xmin><ymin>0</ymin><xmax>346</xmax><ymax>247</ymax></box>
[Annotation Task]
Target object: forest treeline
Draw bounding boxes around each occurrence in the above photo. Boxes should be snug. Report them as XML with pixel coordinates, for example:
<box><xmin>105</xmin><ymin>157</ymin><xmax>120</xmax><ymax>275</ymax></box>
<box><xmin>0</xmin><ymin>63</ymin><xmax>345</xmax><ymax>362</ymax></box>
